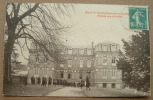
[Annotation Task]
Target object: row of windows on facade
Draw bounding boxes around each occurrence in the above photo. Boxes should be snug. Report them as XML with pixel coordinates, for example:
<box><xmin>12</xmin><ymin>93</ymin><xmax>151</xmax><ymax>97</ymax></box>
<box><xmin>34</xmin><ymin>68</ymin><xmax>48</xmax><ymax>75</ymax></box>
<box><xmin>97</xmin><ymin>57</ymin><xmax>116</xmax><ymax>65</ymax></box>
<box><xmin>62</xmin><ymin>48</ymin><xmax>93</xmax><ymax>55</ymax></box>
<box><xmin>35</xmin><ymin>53</ymin><xmax>117</xmax><ymax>62</ymax></box>
<box><xmin>62</xmin><ymin>45</ymin><xmax>118</xmax><ymax>55</ymax></box>
<box><xmin>102</xmin><ymin>83</ymin><xmax>117</xmax><ymax>88</ymax></box>
<box><xmin>33</xmin><ymin>68</ymin><xmax>117</xmax><ymax>77</ymax></box>
<box><xmin>59</xmin><ymin>72</ymin><xmax>117</xmax><ymax>79</ymax></box>
<box><xmin>60</xmin><ymin>57</ymin><xmax>116</xmax><ymax>68</ymax></box>
<box><xmin>95</xmin><ymin>44</ymin><xmax>119</xmax><ymax>52</ymax></box>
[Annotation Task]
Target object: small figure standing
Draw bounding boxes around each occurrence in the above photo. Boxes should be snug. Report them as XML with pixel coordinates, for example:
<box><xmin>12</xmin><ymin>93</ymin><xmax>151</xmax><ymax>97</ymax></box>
<box><xmin>31</xmin><ymin>76</ymin><xmax>35</xmax><ymax>84</ymax></box>
<box><xmin>48</xmin><ymin>77</ymin><xmax>52</xmax><ymax>86</ymax></box>
<box><xmin>42</xmin><ymin>76</ymin><xmax>46</xmax><ymax>87</ymax></box>
<box><xmin>86</xmin><ymin>76</ymin><xmax>91</xmax><ymax>91</ymax></box>
<box><xmin>37</xmin><ymin>77</ymin><xmax>41</xmax><ymax>84</ymax></box>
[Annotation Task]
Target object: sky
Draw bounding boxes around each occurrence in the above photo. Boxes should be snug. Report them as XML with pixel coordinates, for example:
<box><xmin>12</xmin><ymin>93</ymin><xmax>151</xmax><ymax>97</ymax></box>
<box><xmin>16</xmin><ymin>4</ymin><xmax>140</xmax><ymax>65</ymax></box>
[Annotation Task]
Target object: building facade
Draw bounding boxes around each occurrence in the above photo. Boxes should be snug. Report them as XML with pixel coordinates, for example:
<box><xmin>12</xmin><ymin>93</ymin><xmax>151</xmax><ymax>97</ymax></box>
<box><xmin>28</xmin><ymin>42</ymin><xmax>122</xmax><ymax>89</ymax></box>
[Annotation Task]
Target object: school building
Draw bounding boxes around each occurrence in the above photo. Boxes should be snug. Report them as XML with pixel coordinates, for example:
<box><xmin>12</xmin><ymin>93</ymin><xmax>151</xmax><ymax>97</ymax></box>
<box><xmin>28</xmin><ymin>42</ymin><xmax>122</xmax><ymax>89</ymax></box>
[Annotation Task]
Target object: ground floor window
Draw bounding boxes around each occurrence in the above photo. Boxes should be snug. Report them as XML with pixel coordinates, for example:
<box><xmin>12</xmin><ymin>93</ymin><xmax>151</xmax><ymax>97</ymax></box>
<box><xmin>112</xmin><ymin>83</ymin><xmax>116</xmax><ymax>88</ymax></box>
<box><xmin>60</xmin><ymin>72</ymin><xmax>64</xmax><ymax>78</ymax></box>
<box><xmin>79</xmin><ymin>73</ymin><xmax>82</xmax><ymax>79</ymax></box>
<box><xmin>87</xmin><ymin>72</ymin><xmax>91</xmax><ymax>79</ymax></box>
<box><xmin>103</xmin><ymin>83</ymin><xmax>107</xmax><ymax>88</ymax></box>
<box><xmin>68</xmin><ymin>73</ymin><xmax>71</xmax><ymax>79</ymax></box>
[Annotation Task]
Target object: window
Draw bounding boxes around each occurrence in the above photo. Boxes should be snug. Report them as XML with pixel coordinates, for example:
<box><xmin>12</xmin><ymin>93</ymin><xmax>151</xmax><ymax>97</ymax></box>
<box><xmin>43</xmin><ymin>68</ymin><xmax>47</xmax><ymax>75</ymax></box>
<box><xmin>65</xmin><ymin>48</ymin><xmax>68</xmax><ymax>54</ymax></box>
<box><xmin>112</xmin><ymin>56</ymin><xmax>116</xmax><ymax>66</ymax></box>
<box><xmin>87</xmin><ymin>72</ymin><xmax>91</xmax><ymax>79</ymax></box>
<box><xmin>80</xmin><ymin>60</ymin><xmax>83</xmax><ymax>67</ymax></box>
<box><xmin>79</xmin><ymin>49</ymin><xmax>84</xmax><ymax>55</ymax></box>
<box><xmin>98</xmin><ymin>58</ymin><xmax>103</xmax><ymax>65</ymax></box>
<box><xmin>68</xmin><ymin>73</ymin><xmax>71</xmax><ymax>79</ymax></box>
<box><xmin>79</xmin><ymin>73</ymin><xmax>82</xmax><ymax>79</ymax></box>
<box><xmin>60</xmin><ymin>72</ymin><xmax>64</xmax><ymax>78</ymax></box>
<box><xmin>103</xmin><ymin>83</ymin><xmax>107</xmax><ymax>88</ymax></box>
<box><xmin>111</xmin><ymin>44</ymin><xmax>116</xmax><ymax>51</ymax></box>
<box><xmin>68</xmin><ymin>60</ymin><xmax>72</xmax><ymax>67</ymax></box>
<box><xmin>102</xmin><ymin>69</ymin><xmax>107</xmax><ymax>79</ymax></box>
<box><xmin>112</xmin><ymin>83</ymin><xmax>116</xmax><ymax>88</ymax></box>
<box><xmin>112</xmin><ymin>69</ymin><xmax>116</xmax><ymax>76</ymax></box>
<box><xmin>112</xmin><ymin>56</ymin><xmax>116</xmax><ymax>63</ymax></box>
<box><xmin>73</xmin><ymin>48</ymin><xmax>79</xmax><ymax>55</ymax></box>
<box><xmin>103</xmin><ymin>57</ymin><xmax>107</xmax><ymax>65</ymax></box>
<box><xmin>60</xmin><ymin>64</ymin><xmax>64</xmax><ymax>67</ymax></box>
<box><xmin>87</xmin><ymin>49</ymin><xmax>91</xmax><ymax>55</ymax></box>
<box><xmin>102</xmin><ymin>45</ymin><xmax>107</xmax><ymax>51</ymax></box>
<box><xmin>35</xmin><ymin>68</ymin><xmax>39</xmax><ymax>75</ymax></box>
<box><xmin>112</xmin><ymin>69</ymin><xmax>116</xmax><ymax>79</ymax></box>
<box><xmin>87</xmin><ymin>60</ymin><xmax>91</xmax><ymax>67</ymax></box>
<box><xmin>103</xmin><ymin>69</ymin><xmax>107</xmax><ymax>76</ymax></box>
<box><xmin>68</xmin><ymin>49</ymin><xmax>72</xmax><ymax>54</ymax></box>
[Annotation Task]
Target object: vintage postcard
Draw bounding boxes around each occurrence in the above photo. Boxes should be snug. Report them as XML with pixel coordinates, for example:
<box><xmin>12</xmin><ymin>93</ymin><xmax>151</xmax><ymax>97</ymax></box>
<box><xmin>3</xmin><ymin>3</ymin><xmax>150</xmax><ymax>97</ymax></box>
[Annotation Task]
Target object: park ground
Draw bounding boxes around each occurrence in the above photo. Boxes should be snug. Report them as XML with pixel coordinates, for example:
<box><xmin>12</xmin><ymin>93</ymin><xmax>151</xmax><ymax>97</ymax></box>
<box><xmin>3</xmin><ymin>84</ymin><xmax>150</xmax><ymax>97</ymax></box>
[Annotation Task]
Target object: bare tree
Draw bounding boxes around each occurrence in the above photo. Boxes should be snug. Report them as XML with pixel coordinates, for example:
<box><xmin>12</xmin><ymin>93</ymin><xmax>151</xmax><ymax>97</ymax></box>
<box><xmin>4</xmin><ymin>3</ymin><xmax>73</xmax><ymax>84</ymax></box>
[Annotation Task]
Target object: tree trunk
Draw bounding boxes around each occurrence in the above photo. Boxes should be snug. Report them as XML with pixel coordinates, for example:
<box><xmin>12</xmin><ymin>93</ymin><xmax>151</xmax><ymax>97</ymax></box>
<box><xmin>4</xmin><ymin>28</ymin><xmax>16</xmax><ymax>84</ymax></box>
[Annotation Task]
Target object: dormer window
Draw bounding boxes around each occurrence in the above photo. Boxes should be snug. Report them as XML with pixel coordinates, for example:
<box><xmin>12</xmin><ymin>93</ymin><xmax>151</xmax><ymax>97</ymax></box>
<box><xmin>102</xmin><ymin>45</ymin><xmax>107</xmax><ymax>51</ymax></box>
<box><xmin>79</xmin><ymin>48</ymin><xmax>84</xmax><ymax>55</ymax></box>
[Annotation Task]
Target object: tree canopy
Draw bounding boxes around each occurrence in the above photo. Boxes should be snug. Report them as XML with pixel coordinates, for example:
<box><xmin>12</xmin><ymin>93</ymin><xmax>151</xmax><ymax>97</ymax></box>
<box><xmin>117</xmin><ymin>30</ymin><xmax>150</xmax><ymax>92</ymax></box>
<box><xmin>4</xmin><ymin>3</ymin><xmax>73</xmax><ymax>84</ymax></box>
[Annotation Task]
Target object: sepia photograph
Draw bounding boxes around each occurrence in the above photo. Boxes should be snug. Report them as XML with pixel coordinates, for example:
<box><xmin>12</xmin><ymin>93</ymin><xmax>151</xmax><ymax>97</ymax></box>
<box><xmin>3</xmin><ymin>3</ymin><xmax>150</xmax><ymax>97</ymax></box>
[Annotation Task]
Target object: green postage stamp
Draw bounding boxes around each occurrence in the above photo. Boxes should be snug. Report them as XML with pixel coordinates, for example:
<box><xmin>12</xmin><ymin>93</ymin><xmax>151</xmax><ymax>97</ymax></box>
<box><xmin>129</xmin><ymin>7</ymin><xmax>149</xmax><ymax>30</ymax></box>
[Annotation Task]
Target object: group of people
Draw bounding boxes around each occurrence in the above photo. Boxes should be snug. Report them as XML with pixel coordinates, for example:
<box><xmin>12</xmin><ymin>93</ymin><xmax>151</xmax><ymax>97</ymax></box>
<box><xmin>20</xmin><ymin>76</ymin><xmax>91</xmax><ymax>90</ymax></box>
<box><xmin>31</xmin><ymin>76</ymin><xmax>78</xmax><ymax>87</ymax></box>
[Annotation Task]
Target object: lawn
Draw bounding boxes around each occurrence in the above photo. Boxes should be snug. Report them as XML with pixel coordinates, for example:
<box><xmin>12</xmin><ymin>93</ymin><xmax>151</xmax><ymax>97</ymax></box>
<box><xmin>82</xmin><ymin>86</ymin><xmax>150</xmax><ymax>97</ymax></box>
<box><xmin>3</xmin><ymin>83</ymin><xmax>63</xmax><ymax>96</ymax></box>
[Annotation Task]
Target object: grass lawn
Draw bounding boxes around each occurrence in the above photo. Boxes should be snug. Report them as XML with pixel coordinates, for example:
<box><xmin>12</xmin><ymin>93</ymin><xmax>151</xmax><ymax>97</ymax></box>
<box><xmin>82</xmin><ymin>86</ymin><xmax>150</xmax><ymax>97</ymax></box>
<box><xmin>3</xmin><ymin>83</ymin><xmax>63</xmax><ymax>96</ymax></box>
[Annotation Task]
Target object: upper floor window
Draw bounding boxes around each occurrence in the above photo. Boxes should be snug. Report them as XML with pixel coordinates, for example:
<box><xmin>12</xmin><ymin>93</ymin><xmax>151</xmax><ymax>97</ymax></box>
<box><xmin>79</xmin><ymin>49</ymin><xmax>84</xmax><ymax>55</ymax></box>
<box><xmin>87</xmin><ymin>60</ymin><xmax>91</xmax><ymax>67</ymax></box>
<box><xmin>87</xmin><ymin>49</ymin><xmax>91</xmax><ymax>55</ymax></box>
<box><xmin>102</xmin><ymin>45</ymin><xmax>107</xmax><ymax>51</ymax></box>
<box><xmin>102</xmin><ymin>69</ymin><xmax>107</xmax><ymax>76</ymax></box>
<box><xmin>79</xmin><ymin>73</ymin><xmax>82</xmax><ymax>79</ymax></box>
<box><xmin>43</xmin><ymin>68</ymin><xmax>48</xmax><ymax>75</ymax></box>
<box><xmin>60</xmin><ymin>64</ymin><xmax>64</xmax><ymax>67</ymax></box>
<box><xmin>112</xmin><ymin>56</ymin><xmax>116</xmax><ymax>63</ymax></box>
<box><xmin>73</xmin><ymin>48</ymin><xmax>79</xmax><ymax>55</ymax></box>
<box><xmin>98</xmin><ymin>57</ymin><xmax>103</xmax><ymax>65</ymax></box>
<box><xmin>112</xmin><ymin>56</ymin><xmax>116</xmax><ymax>66</ymax></box>
<box><xmin>68</xmin><ymin>60</ymin><xmax>72</xmax><ymax>67</ymax></box>
<box><xmin>35</xmin><ymin>68</ymin><xmax>39</xmax><ymax>75</ymax></box>
<box><xmin>103</xmin><ymin>57</ymin><xmax>107</xmax><ymax>65</ymax></box>
<box><xmin>112</xmin><ymin>69</ymin><xmax>116</xmax><ymax>76</ymax></box>
<box><xmin>68</xmin><ymin>49</ymin><xmax>72</xmax><ymax>54</ymax></box>
<box><xmin>111</xmin><ymin>44</ymin><xmax>116</xmax><ymax>51</ymax></box>
<box><xmin>80</xmin><ymin>60</ymin><xmax>83</xmax><ymax>67</ymax></box>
